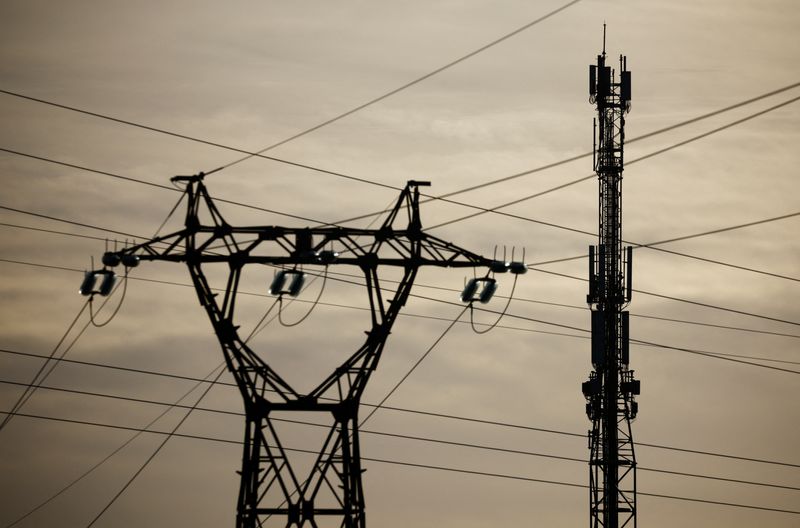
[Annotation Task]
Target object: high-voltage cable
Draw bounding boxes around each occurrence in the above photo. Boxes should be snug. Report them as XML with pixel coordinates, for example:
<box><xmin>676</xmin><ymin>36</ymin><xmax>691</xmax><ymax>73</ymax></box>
<box><xmin>4</xmin><ymin>410</ymin><xmax>800</xmax><ymax>518</ymax></box>
<box><xmin>4</xmin><ymin>142</ymin><xmax>798</xmax><ymax>287</ymax></box>
<box><xmin>2</xmin><ymin>347</ymin><xmax>798</xmax><ymax>468</ymax></box>
<box><xmin>4</xmin><ymin>377</ymin><xmax>799</xmax><ymax>494</ymax></box>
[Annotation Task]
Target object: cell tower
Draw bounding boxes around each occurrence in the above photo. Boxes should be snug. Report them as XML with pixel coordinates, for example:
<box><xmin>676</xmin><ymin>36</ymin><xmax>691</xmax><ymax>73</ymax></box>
<box><xmin>581</xmin><ymin>29</ymin><xmax>641</xmax><ymax>528</ymax></box>
<box><xmin>83</xmin><ymin>175</ymin><xmax>524</xmax><ymax>528</ymax></box>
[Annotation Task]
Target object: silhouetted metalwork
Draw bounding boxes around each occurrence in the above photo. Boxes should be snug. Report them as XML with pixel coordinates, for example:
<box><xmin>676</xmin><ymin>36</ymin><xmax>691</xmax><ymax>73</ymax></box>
<box><xmin>89</xmin><ymin>175</ymin><xmax>522</xmax><ymax>528</ymax></box>
<box><xmin>582</xmin><ymin>30</ymin><xmax>640</xmax><ymax>528</ymax></box>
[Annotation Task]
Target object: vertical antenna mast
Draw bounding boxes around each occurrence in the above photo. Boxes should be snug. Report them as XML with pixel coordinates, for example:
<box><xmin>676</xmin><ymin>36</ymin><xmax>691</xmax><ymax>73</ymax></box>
<box><xmin>583</xmin><ymin>29</ymin><xmax>639</xmax><ymax>528</ymax></box>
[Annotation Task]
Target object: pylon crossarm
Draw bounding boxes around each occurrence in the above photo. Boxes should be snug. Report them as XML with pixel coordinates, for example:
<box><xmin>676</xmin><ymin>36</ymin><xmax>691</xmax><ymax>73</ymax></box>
<box><xmin>100</xmin><ymin>179</ymin><xmax>498</xmax><ymax>271</ymax></box>
<box><xmin>106</xmin><ymin>229</ymin><xmax>494</xmax><ymax>269</ymax></box>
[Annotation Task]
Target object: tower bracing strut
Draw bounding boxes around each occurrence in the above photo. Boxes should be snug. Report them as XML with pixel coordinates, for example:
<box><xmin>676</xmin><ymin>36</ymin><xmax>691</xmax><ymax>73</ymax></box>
<box><xmin>88</xmin><ymin>175</ymin><xmax>523</xmax><ymax>528</ymax></box>
<box><xmin>582</xmin><ymin>39</ymin><xmax>640</xmax><ymax>528</ymax></box>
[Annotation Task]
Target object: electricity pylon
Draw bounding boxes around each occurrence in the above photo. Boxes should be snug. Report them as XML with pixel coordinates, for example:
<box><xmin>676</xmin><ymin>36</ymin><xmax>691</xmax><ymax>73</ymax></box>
<box><xmin>88</xmin><ymin>174</ymin><xmax>523</xmax><ymax>528</ymax></box>
<box><xmin>581</xmin><ymin>35</ymin><xmax>641</xmax><ymax>528</ymax></box>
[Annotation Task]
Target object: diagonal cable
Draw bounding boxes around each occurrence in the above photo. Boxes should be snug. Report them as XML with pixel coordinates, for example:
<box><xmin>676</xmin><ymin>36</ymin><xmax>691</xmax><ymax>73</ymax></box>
<box><xmin>202</xmin><ymin>0</ymin><xmax>584</xmax><ymax>175</ymax></box>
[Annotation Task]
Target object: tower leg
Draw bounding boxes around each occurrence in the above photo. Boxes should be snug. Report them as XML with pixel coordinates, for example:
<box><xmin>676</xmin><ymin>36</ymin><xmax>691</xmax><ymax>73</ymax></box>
<box><xmin>234</xmin><ymin>401</ymin><xmax>366</xmax><ymax>528</ymax></box>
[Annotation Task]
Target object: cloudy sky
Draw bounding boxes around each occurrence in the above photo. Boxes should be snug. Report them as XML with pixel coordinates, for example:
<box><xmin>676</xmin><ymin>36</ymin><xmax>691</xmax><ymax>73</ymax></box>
<box><xmin>1</xmin><ymin>0</ymin><xmax>798</xmax><ymax>526</ymax></box>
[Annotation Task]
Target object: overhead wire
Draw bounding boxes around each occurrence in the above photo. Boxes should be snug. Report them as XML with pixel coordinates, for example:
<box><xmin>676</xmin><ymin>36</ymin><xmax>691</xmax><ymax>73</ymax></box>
<box><xmin>0</xmin><ymin>0</ymin><xmax>585</xmax><ymax>180</ymax></box>
<box><xmin>0</xmin><ymin>300</ymin><xmax>89</xmax><ymax>433</ymax></box>
<box><xmin>3</xmin><ymin>238</ymin><xmax>799</xmax><ymax>341</ymax></box>
<box><xmin>528</xmin><ymin>266</ymin><xmax>800</xmax><ymax>327</ymax></box>
<box><xmin>3</xmin><ymin>88</ymin><xmax>799</xmax><ymax>284</ymax></box>
<box><xmin>81</xmin><ymin>290</ymin><xmax>283</xmax><ymax>527</ymax></box>
<box><xmin>2</xmin><ymin>79</ymin><xmax>797</xmax><ymax>207</ymax></box>
<box><xmin>3</xmin><ymin>197</ymin><xmax>797</xmax><ymax>332</ymax></box>
<box><xmin>3</xmin><ymin>84</ymin><xmax>798</xmax><ymax>259</ymax></box>
<box><xmin>529</xmin><ymin>211</ymin><xmax>800</xmax><ymax>266</ymax></box>
<box><xmin>3</xmin><ymin>377</ymin><xmax>799</xmax><ymax>495</ymax></box>
<box><xmin>5</xmin><ymin>143</ymin><xmax>791</xmax><ymax>290</ymax></box>
<box><xmin>3</xmin><ymin>255</ymin><xmax>800</xmax><ymax>370</ymax></box>
<box><xmin>0</xmin><ymin>281</ymin><xmax>129</xmax><ymax>433</ymax></box>
<box><xmin>2</xmin><ymin>347</ymin><xmax>798</xmax><ymax>469</ymax></box>
<box><xmin>88</xmin><ymin>270</ymin><xmax>129</xmax><ymax>327</ymax></box>
<box><xmin>10</xmin><ymin>254</ymin><xmax>800</xmax><ymax>375</ymax></box>
<box><xmin>3</xmin><ymin>68</ymin><xmax>796</xmax><ymax>516</ymax></box>
<box><xmin>4</xmin><ymin>410</ymin><xmax>800</xmax><ymax>517</ymax></box>
<box><xmin>423</xmin><ymin>80</ymin><xmax>800</xmax><ymax>201</ymax></box>
<box><xmin>0</xmin><ymin>148</ymin><xmax>326</xmax><ymax>225</ymax></box>
<box><xmin>12</xmin><ymin>253</ymin><xmax>800</xmax><ymax>373</ymax></box>
<box><xmin>0</xmin><ymin>180</ymin><xmax>195</xmax><ymax>434</ymax></box>
<box><xmin>470</xmin><ymin>273</ymin><xmax>519</xmax><ymax>334</ymax></box>
<box><xmin>360</xmin><ymin>305</ymin><xmax>469</xmax><ymax>426</ymax></box>
<box><xmin>83</xmin><ymin>364</ymin><xmax>230</xmax><ymax>527</ymax></box>
<box><xmin>425</xmin><ymin>93</ymin><xmax>800</xmax><ymax>231</ymax></box>
<box><xmin>0</xmin><ymin>363</ymin><xmax>228</xmax><ymax>528</ymax></box>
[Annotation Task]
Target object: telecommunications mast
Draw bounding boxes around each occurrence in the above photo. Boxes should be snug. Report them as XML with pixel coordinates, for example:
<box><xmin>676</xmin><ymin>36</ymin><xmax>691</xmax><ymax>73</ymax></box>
<box><xmin>582</xmin><ymin>28</ymin><xmax>640</xmax><ymax>528</ymax></box>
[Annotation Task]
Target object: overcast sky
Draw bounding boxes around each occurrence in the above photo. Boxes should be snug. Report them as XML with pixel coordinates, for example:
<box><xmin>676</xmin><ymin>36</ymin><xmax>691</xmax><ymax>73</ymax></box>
<box><xmin>1</xmin><ymin>0</ymin><xmax>799</xmax><ymax>527</ymax></box>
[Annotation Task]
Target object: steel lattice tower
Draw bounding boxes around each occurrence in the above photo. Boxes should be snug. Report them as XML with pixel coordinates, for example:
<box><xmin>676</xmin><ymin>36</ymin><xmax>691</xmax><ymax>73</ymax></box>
<box><xmin>88</xmin><ymin>175</ymin><xmax>521</xmax><ymax>528</ymax></box>
<box><xmin>581</xmin><ymin>33</ymin><xmax>641</xmax><ymax>528</ymax></box>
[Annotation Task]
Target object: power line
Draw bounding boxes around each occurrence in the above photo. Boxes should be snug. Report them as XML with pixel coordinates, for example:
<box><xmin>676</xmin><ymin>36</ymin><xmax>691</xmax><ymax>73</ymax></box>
<box><xmin>0</xmin><ymin>148</ymin><xmax>327</xmax><ymax>225</ymax></box>
<box><xmin>4</xmin><ymin>410</ymin><xmax>800</xmax><ymax>517</ymax></box>
<box><xmin>2</xmin><ymin>226</ymin><xmax>799</xmax><ymax>342</ymax></box>
<box><xmin>631</xmin><ymin>337</ymin><xmax>800</xmax><ymax>375</ymax></box>
<box><xmin>0</xmin><ymin>204</ymin><xmax>142</xmax><ymax>240</ymax></box>
<box><xmin>84</xmin><ymin>366</ymin><xmax>228</xmax><ymax>527</ymax></box>
<box><xmin>207</xmin><ymin>0</ymin><xmax>585</xmax><ymax>173</ymax></box>
<box><xmin>360</xmin><ymin>305</ymin><xmax>468</xmax><ymax>425</ymax></box>
<box><xmin>11</xmin><ymin>249</ymin><xmax>800</xmax><ymax>374</ymax></box>
<box><xmin>4</xmin><ymin>79</ymin><xmax>797</xmax><ymax>209</ymax></box>
<box><xmin>11</xmin><ymin>251</ymin><xmax>800</xmax><ymax>367</ymax></box>
<box><xmin>426</xmin><ymin>93</ymin><xmax>800</xmax><ymax>231</ymax></box>
<box><xmin>645</xmin><ymin>244</ymin><xmax>800</xmax><ymax>283</ymax></box>
<box><xmin>0</xmin><ymin>0</ymin><xmax>584</xmax><ymax>180</ymax></box>
<box><xmin>5</xmin><ymin>249</ymin><xmax>800</xmax><ymax>376</ymax></box>
<box><xmin>3</xmin><ymin>346</ymin><xmax>799</xmax><ymax>470</ymax></box>
<box><xmin>5</xmin><ymin>105</ymin><xmax>799</xmax><ymax>285</ymax></box>
<box><xmin>425</xmin><ymin>81</ymin><xmax>800</xmax><ymax>201</ymax></box>
<box><xmin>0</xmin><ymin>300</ymin><xmax>88</xmax><ymax>432</ymax></box>
<box><xmin>82</xmin><ymin>292</ymin><xmax>282</xmax><ymax>527</ymax></box>
<box><xmin>638</xmin><ymin>211</ymin><xmax>800</xmax><ymax>248</ymax></box>
<box><xmin>2</xmin><ymin>196</ymin><xmax>796</xmax><ymax>330</ymax></box>
<box><xmin>1</xmin><ymin>364</ymin><xmax>228</xmax><ymax>528</ymax></box>
<box><xmin>0</xmin><ymin>222</ymin><xmax>109</xmax><ymax>242</ymax></box>
<box><xmin>0</xmin><ymin>277</ymin><xmax>133</xmax><ymax>434</ymax></box>
<box><xmin>3</xmin><ymin>377</ymin><xmax>798</xmax><ymax>494</ymax></box>
<box><xmin>4</xmin><ymin>85</ymin><xmax>799</xmax><ymax>270</ymax></box>
<box><xmin>529</xmin><ymin>211</ymin><xmax>800</xmax><ymax>266</ymax></box>
<box><xmin>0</xmin><ymin>196</ymin><xmax>191</xmax><ymax>436</ymax></box>
<box><xmin>528</xmin><ymin>267</ymin><xmax>800</xmax><ymax>327</ymax></box>
<box><xmin>4</xmin><ymin>255</ymin><xmax>800</xmax><ymax>369</ymax></box>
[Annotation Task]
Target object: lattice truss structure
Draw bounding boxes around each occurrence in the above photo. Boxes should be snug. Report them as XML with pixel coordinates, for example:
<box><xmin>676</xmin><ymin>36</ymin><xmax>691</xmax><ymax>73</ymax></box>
<box><xmin>87</xmin><ymin>175</ymin><xmax>523</xmax><ymax>528</ymax></box>
<box><xmin>582</xmin><ymin>45</ymin><xmax>641</xmax><ymax>528</ymax></box>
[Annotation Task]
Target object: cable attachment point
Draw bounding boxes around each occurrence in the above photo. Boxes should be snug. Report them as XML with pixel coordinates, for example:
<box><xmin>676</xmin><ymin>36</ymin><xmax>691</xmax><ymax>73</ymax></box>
<box><xmin>79</xmin><ymin>269</ymin><xmax>116</xmax><ymax>297</ymax></box>
<box><xmin>170</xmin><ymin>172</ymin><xmax>205</xmax><ymax>184</ymax></box>
<box><xmin>269</xmin><ymin>269</ymin><xmax>306</xmax><ymax>297</ymax></box>
<box><xmin>460</xmin><ymin>277</ymin><xmax>497</xmax><ymax>304</ymax></box>
<box><xmin>489</xmin><ymin>246</ymin><xmax>527</xmax><ymax>274</ymax></box>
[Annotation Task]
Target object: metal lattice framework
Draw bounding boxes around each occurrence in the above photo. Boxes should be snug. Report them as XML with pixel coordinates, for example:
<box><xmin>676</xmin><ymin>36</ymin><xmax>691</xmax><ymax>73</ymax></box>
<box><xmin>582</xmin><ymin>39</ymin><xmax>641</xmax><ymax>528</ymax></box>
<box><xmin>94</xmin><ymin>175</ymin><xmax>518</xmax><ymax>528</ymax></box>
